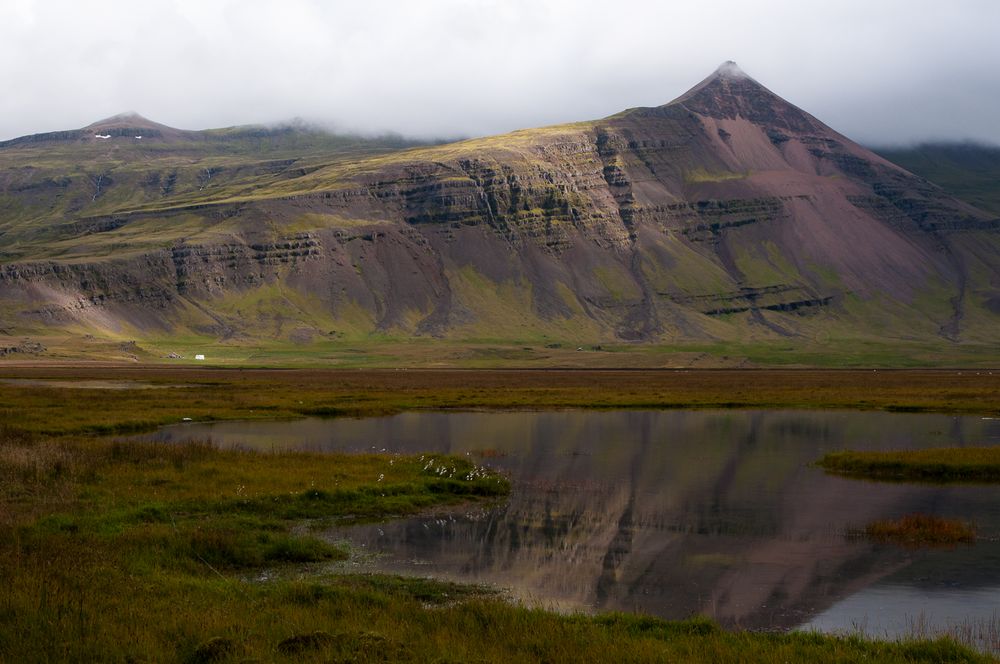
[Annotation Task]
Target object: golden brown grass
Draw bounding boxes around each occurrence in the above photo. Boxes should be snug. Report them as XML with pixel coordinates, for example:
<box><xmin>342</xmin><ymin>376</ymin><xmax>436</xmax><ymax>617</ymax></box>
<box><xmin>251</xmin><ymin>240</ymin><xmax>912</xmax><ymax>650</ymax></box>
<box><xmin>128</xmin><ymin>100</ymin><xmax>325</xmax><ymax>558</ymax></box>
<box><xmin>0</xmin><ymin>367</ymin><xmax>997</xmax><ymax>436</ymax></box>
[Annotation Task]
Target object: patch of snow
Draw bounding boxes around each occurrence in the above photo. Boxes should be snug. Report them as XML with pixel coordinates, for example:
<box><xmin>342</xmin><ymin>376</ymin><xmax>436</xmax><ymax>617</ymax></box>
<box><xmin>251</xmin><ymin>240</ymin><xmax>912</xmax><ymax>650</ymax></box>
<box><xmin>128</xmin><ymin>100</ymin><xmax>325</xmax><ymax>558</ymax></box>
<box><xmin>94</xmin><ymin>134</ymin><xmax>111</xmax><ymax>139</ymax></box>
<box><xmin>194</xmin><ymin>354</ymin><xmax>205</xmax><ymax>360</ymax></box>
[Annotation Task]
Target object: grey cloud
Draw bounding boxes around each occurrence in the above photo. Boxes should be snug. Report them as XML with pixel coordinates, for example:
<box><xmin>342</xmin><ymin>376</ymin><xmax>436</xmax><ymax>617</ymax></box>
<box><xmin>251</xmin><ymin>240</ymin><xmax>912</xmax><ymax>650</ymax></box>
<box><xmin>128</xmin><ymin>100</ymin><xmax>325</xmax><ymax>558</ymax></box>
<box><xmin>0</xmin><ymin>0</ymin><xmax>998</xmax><ymax>145</ymax></box>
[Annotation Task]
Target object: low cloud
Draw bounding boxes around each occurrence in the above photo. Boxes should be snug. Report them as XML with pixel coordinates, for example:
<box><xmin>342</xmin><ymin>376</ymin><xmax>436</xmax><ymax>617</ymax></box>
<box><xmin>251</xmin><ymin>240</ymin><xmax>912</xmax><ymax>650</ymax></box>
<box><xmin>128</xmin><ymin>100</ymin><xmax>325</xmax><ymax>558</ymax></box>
<box><xmin>1</xmin><ymin>0</ymin><xmax>997</xmax><ymax>145</ymax></box>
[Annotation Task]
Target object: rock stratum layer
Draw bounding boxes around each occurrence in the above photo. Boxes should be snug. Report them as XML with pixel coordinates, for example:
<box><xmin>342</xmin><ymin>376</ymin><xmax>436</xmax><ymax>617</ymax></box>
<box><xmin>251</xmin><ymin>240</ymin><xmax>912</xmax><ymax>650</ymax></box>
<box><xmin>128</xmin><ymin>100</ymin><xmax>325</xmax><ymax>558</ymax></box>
<box><xmin>2</xmin><ymin>63</ymin><xmax>999</xmax><ymax>349</ymax></box>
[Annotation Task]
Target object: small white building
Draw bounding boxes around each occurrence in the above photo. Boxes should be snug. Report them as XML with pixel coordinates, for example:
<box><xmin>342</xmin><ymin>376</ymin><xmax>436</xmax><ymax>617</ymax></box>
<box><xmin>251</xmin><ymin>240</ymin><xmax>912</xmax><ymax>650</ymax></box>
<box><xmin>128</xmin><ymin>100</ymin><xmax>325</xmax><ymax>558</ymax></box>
<box><xmin>194</xmin><ymin>354</ymin><xmax>205</xmax><ymax>360</ymax></box>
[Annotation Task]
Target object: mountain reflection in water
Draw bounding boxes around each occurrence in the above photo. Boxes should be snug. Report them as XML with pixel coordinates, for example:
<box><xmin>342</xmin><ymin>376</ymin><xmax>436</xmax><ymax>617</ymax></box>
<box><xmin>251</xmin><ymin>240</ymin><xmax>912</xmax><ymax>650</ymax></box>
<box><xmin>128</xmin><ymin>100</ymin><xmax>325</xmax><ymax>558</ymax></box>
<box><xmin>147</xmin><ymin>410</ymin><xmax>1000</xmax><ymax>634</ymax></box>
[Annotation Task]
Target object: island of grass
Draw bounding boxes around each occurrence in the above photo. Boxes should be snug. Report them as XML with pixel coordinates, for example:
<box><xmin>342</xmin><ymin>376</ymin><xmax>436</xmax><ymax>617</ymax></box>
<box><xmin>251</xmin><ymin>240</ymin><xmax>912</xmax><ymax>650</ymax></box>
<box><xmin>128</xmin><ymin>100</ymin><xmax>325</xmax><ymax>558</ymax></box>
<box><xmin>818</xmin><ymin>447</ymin><xmax>1000</xmax><ymax>483</ymax></box>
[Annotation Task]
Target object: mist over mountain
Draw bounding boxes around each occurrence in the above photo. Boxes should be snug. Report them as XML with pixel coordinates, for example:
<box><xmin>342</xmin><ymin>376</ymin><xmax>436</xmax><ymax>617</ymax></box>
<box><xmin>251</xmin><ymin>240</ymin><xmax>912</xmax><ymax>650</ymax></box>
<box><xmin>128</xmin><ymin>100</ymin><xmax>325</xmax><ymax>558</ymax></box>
<box><xmin>2</xmin><ymin>1</ymin><xmax>999</xmax><ymax>145</ymax></box>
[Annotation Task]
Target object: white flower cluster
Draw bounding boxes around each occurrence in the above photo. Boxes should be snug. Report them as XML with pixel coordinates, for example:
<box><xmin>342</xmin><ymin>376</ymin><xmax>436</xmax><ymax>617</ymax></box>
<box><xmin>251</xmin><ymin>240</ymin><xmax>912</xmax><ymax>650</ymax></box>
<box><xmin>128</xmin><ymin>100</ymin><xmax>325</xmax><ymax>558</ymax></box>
<box><xmin>419</xmin><ymin>455</ymin><xmax>495</xmax><ymax>482</ymax></box>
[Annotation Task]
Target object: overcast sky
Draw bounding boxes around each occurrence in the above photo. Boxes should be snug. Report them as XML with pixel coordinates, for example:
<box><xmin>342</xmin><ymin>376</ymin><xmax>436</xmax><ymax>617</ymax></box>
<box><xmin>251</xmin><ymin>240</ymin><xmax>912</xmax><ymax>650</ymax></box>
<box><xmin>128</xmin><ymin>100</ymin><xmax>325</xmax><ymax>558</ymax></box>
<box><xmin>1</xmin><ymin>0</ymin><xmax>998</xmax><ymax>145</ymax></box>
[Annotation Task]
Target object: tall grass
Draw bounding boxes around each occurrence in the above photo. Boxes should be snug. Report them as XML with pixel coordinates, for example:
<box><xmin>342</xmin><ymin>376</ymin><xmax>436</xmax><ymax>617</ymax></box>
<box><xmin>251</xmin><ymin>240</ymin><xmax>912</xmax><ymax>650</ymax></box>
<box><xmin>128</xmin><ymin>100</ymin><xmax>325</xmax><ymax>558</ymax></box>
<box><xmin>936</xmin><ymin>614</ymin><xmax>1000</xmax><ymax>658</ymax></box>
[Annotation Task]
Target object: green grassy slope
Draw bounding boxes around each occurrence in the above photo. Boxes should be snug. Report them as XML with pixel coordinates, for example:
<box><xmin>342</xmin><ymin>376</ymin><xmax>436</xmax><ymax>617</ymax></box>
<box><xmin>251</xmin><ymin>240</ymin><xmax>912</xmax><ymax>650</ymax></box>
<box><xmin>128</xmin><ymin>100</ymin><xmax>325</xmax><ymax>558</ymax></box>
<box><xmin>0</xmin><ymin>123</ymin><xmax>437</xmax><ymax>260</ymax></box>
<box><xmin>875</xmin><ymin>143</ymin><xmax>1000</xmax><ymax>216</ymax></box>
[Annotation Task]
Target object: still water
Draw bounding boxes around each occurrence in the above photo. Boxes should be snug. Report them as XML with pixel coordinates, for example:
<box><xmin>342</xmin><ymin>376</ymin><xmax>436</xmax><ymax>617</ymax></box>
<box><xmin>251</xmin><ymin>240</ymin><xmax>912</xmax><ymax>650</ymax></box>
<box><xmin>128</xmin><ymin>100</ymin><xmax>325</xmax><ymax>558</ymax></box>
<box><xmin>147</xmin><ymin>410</ymin><xmax>1000</xmax><ymax>643</ymax></box>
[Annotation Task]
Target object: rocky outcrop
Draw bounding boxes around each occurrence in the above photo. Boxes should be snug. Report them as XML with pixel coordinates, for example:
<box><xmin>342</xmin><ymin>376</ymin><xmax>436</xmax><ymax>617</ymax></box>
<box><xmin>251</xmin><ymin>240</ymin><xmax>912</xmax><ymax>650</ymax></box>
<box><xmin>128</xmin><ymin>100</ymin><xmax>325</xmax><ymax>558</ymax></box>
<box><xmin>0</xmin><ymin>340</ymin><xmax>45</xmax><ymax>356</ymax></box>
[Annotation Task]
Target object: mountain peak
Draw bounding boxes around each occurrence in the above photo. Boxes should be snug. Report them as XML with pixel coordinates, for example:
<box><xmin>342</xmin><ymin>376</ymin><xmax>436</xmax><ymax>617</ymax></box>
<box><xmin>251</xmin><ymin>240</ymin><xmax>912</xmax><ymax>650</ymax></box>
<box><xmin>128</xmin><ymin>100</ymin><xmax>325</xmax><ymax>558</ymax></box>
<box><xmin>82</xmin><ymin>112</ymin><xmax>192</xmax><ymax>142</ymax></box>
<box><xmin>86</xmin><ymin>112</ymin><xmax>164</xmax><ymax>130</ymax></box>
<box><xmin>105</xmin><ymin>111</ymin><xmax>147</xmax><ymax>122</ymax></box>
<box><xmin>665</xmin><ymin>62</ymin><xmax>821</xmax><ymax>134</ymax></box>
<box><xmin>671</xmin><ymin>61</ymin><xmax>764</xmax><ymax>105</ymax></box>
<box><xmin>713</xmin><ymin>60</ymin><xmax>748</xmax><ymax>80</ymax></box>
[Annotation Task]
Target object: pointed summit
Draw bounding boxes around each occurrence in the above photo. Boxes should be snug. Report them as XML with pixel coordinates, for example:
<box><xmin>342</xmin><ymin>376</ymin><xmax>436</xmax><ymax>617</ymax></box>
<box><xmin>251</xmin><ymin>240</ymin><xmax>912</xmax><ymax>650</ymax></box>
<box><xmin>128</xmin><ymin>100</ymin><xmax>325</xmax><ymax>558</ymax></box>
<box><xmin>667</xmin><ymin>62</ymin><xmax>821</xmax><ymax>134</ymax></box>
<box><xmin>713</xmin><ymin>60</ymin><xmax>749</xmax><ymax>80</ymax></box>
<box><xmin>670</xmin><ymin>61</ymin><xmax>766</xmax><ymax>106</ymax></box>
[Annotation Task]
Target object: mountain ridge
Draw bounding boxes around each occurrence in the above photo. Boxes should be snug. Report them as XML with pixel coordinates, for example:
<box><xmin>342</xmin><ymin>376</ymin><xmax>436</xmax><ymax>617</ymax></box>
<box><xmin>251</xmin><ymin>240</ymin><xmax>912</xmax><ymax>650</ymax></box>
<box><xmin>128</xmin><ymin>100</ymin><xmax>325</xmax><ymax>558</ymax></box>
<box><xmin>1</xmin><ymin>63</ymin><xmax>998</xmax><ymax>364</ymax></box>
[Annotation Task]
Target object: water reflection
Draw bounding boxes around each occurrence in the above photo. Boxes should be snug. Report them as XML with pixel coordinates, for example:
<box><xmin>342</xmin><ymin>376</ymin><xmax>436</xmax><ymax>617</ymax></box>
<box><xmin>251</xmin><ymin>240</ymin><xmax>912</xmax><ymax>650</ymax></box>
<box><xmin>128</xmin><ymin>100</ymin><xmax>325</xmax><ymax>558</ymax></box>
<box><xmin>147</xmin><ymin>410</ymin><xmax>1000</xmax><ymax>634</ymax></box>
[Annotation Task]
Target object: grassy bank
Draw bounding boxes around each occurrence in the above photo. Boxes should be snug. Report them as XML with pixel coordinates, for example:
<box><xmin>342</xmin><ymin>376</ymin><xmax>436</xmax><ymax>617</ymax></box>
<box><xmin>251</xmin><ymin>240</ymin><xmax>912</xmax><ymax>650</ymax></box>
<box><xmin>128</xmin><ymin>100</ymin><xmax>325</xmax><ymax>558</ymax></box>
<box><xmin>0</xmin><ymin>367</ymin><xmax>998</xmax><ymax>435</ymax></box>
<box><xmin>818</xmin><ymin>447</ymin><xmax>1000</xmax><ymax>483</ymax></box>
<box><xmin>0</xmin><ymin>425</ymin><xmax>990</xmax><ymax>662</ymax></box>
<box><xmin>0</xmin><ymin>425</ymin><xmax>510</xmax><ymax>661</ymax></box>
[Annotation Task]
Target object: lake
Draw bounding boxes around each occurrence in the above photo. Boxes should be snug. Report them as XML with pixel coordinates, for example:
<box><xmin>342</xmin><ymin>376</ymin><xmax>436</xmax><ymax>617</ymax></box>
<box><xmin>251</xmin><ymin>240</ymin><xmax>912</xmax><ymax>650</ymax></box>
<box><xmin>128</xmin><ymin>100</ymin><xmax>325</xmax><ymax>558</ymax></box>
<box><xmin>145</xmin><ymin>409</ymin><xmax>1000</xmax><ymax>646</ymax></box>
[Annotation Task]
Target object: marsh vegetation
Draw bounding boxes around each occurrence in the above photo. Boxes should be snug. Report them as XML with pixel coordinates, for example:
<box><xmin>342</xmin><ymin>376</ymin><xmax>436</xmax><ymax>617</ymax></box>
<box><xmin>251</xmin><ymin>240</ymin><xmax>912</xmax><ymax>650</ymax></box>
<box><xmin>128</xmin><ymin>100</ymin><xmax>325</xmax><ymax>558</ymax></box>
<box><xmin>1</xmin><ymin>368</ymin><xmax>998</xmax><ymax>661</ymax></box>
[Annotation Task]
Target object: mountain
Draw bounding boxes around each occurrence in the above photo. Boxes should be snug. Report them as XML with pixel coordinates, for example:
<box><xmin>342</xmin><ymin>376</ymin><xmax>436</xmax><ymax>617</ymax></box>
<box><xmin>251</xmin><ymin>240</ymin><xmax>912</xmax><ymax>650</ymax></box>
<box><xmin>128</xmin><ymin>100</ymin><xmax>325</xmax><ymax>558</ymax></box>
<box><xmin>873</xmin><ymin>142</ymin><xmax>1000</xmax><ymax>217</ymax></box>
<box><xmin>1</xmin><ymin>63</ymin><xmax>999</xmax><ymax>364</ymax></box>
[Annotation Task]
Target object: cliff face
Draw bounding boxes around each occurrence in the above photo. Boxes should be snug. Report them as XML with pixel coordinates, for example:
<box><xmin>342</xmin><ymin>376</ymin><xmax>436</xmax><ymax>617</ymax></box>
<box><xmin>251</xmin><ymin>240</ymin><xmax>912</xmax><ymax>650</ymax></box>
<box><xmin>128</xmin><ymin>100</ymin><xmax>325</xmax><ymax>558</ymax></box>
<box><xmin>1</xmin><ymin>64</ymin><xmax>999</xmax><ymax>348</ymax></box>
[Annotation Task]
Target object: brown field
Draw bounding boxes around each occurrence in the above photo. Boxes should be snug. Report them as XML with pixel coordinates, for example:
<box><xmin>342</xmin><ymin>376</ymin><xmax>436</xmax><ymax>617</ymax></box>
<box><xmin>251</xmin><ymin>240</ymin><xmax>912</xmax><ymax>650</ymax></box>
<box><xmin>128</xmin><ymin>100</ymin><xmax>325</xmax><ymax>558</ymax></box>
<box><xmin>0</xmin><ymin>366</ymin><xmax>998</xmax><ymax>435</ymax></box>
